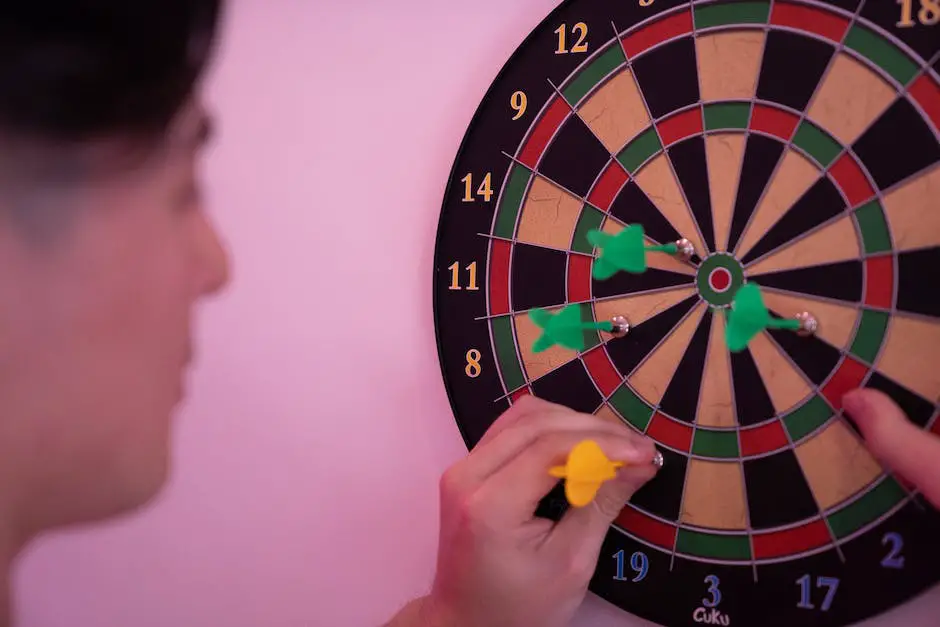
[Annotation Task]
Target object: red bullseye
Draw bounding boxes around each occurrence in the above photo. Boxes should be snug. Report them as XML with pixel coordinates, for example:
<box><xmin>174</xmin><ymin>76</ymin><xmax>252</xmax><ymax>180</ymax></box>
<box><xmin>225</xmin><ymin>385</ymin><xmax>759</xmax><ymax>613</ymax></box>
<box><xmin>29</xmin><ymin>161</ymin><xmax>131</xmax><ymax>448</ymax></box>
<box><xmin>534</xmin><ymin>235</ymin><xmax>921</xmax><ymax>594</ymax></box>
<box><xmin>709</xmin><ymin>268</ymin><xmax>732</xmax><ymax>293</ymax></box>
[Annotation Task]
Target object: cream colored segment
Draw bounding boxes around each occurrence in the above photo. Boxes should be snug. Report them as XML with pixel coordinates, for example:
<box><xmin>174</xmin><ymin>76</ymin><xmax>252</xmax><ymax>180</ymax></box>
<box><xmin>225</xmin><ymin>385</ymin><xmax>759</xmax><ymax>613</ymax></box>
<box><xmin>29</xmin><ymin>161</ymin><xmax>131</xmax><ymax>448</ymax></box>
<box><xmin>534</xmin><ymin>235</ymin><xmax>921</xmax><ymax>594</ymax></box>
<box><xmin>594</xmin><ymin>287</ymin><xmax>697</xmax><ymax>343</ymax></box>
<box><xmin>633</xmin><ymin>155</ymin><xmax>707</xmax><ymax>256</ymax></box>
<box><xmin>595</xmin><ymin>404</ymin><xmax>627</xmax><ymax>428</ymax></box>
<box><xmin>747</xmin><ymin>215</ymin><xmax>860</xmax><ymax>274</ymax></box>
<box><xmin>577</xmin><ymin>69</ymin><xmax>651</xmax><ymax>154</ymax></box>
<box><xmin>760</xmin><ymin>289</ymin><xmax>858</xmax><ymax>350</ymax></box>
<box><xmin>736</xmin><ymin>150</ymin><xmax>821</xmax><ymax>258</ymax></box>
<box><xmin>806</xmin><ymin>53</ymin><xmax>896</xmax><ymax>147</ymax></box>
<box><xmin>515</xmin><ymin>177</ymin><xmax>583</xmax><ymax>250</ymax></box>
<box><xmin>883</xmin><ymin>165</ymin><xmax>940</xmax><ymax>251</ymax></box>
<box><xmin>705</xmin><ymin>134</ymin><xmax>747</xmax><ymax>252</ymax></box>
<box><xmin>696</xmin><ymin>30</ymin><xmax>765</xmax><ymax>102</ymax></box>
<box><xmin>697</xmin><ymin>313</ymin><xmax>735</xmax><ymax>428</ymax></box>
<box><xmin>514</xmin><ymin>307</ymin><xmax>578</xmax><ymax>381</ymax></box>
<box><xmin>795</xmin><ymin>419</ymin><xmax>884</xmax><ymax>510</ymax></box>
<box><xmin>747</xmin><ymin>331</ymin><xmax>812</xmax><ymax>414</ymax></box>
<box><xmin>679</xmin><ymin>459</ymin><xmax>748</xmax><ymax>530</ymax></box>
<box><xmin>878</xmin><ymin>315</ymin><xmax>940</xmax><ymax>403</ymax></box>
<box><xmin>600</xmin><ymin>217</ymin><xmax>696</xmax><ymax>275</ymax></box>
<box><xmin>630</xmin><ymin>304</ymin><xmax>705</xmax><ymax>404</ymax></box>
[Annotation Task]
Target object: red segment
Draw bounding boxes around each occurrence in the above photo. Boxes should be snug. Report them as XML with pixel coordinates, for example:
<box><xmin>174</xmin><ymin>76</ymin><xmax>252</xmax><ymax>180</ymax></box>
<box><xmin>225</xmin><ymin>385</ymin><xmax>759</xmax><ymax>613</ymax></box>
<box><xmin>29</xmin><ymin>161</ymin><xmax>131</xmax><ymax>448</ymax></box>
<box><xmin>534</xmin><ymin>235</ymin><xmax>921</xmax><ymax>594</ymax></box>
<box><xmin>709</xmin><ymin>268</ymin><xmax>731</xmax><ymax>291</ymax></box>
<box><xmin>864</xmin><ymin>256</ymin><xmax>894</xmax><ymax>309</ymax></box>
<box><xmin>518</xmin><ymin>97</ymin><xmax>571</xmax><ymax>169</ymax></box>
<box><xmin>646</xmin><ymin>413</ymin><xmax>693</xmax><ymax>452</ymax></box>
<box><xmin>753</xmin><ymin>519</ymin><xmax>832</xmax><ymax>559</ymax></box>
<box><xmin>510</xmin><ymin>388</ymin><xmax>531</xmax><ymax>404</ymax></box>
<box><xmin>822</xmin><ymin>357</ymin><xmax>868</xmax><ymax>411</ymax></box>
<box><xmin>488</xmin><ymin>240</ymin><xmax>511</xmax><ymax>316</ymax></box>
<box><xmin>657</xmin><ymin>108</ymin><xmax>703</xmax><ymax>146</ymax></box>
<box><xmin>621</xmin><ymin>10</ymin><xmax>693</xmax><ymax>58</ymax></box>
<box><xmin>829</xmin><ymin>154</ymin><xmax>875</xmax><ymax>207</ymax></box>
<box><xmin>750</xmin><ymin>104</ymin><xmax>799</xmax><ymax>141</ymax></box>
<box><xmin>932</xmin><ymin>414</ymin><xmax>940</xmax><ymax>437</ymax></box>
<box><xmin>582</xmin><ymin>346</ymin><xmax>622</xmax><ymax>397</ymax></box>
<box><xmin>908</xmin><ymin>72</ymin><xmax>940</xmax><ymax>133</ymax></box>
<box><xmin>740</xmin><ymin>420</ymin><xmax>789</xmax><ymax>457</ymax></box>
<box><xmin>567</xmin><ymin>255</ymin><xmax>593</xmax><ymax>303</ymax></box>
<box><xmin>588</xmin><ymin>162</ymin><xmax>629</xmax><ymax>211</ymax></box>
<box><xmin>770</xmin><ymin>1</ymin><xmax>849</xmax><ymax>42</ymax></box>
<box><xmin>614</xmin><ymin>506</ymin><xmax>677</xmax><ymax>549</ymax></box>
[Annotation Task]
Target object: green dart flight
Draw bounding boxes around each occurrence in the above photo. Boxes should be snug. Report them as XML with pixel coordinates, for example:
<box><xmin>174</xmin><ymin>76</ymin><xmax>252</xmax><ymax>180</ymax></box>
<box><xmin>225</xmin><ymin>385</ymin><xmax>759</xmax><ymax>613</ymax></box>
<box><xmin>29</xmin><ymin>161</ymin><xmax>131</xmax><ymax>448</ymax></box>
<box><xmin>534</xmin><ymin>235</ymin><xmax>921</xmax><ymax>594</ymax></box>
<box><xmin>529</xmin><ymin>305</ymin><xmax>615</xmax><ymax>353</ymax></box>
<box><xmin>587</xmin><ymin>225</ymin><xmax>680</xmax><ymax>280</ymax></box>
<box><xmin>726</xmin><ymin>283</ymin><xmax>803</xmax><ymax>352</ymax></box>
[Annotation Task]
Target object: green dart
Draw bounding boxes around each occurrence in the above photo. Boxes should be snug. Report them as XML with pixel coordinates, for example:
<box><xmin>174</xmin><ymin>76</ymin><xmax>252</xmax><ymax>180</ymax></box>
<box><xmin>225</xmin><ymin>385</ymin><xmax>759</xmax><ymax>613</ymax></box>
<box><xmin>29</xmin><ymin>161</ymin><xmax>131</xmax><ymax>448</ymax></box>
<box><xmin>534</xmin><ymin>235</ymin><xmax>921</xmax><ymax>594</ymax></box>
<box><xmin>587</xmin><ymin>225</ymin><xmax>695</xmax><ymax>280</ymax></box>
<box><xmin>726</xmin><ymin>283</ymin><xmax>818</xmax><ymax>352</ymax></box>
<box><xmin>529</xmin><ymin>305</ymin><xmax>630</xmax><ymax>353</ymax></box>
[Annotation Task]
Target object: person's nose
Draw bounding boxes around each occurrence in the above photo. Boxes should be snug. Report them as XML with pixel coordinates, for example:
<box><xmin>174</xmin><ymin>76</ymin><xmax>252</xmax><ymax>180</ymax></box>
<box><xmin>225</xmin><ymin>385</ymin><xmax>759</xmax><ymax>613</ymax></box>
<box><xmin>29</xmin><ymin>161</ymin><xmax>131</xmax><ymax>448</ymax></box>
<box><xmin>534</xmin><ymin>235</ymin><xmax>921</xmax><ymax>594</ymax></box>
<box><xmin>193</xmin><ymin>212</ymin><xmax>230</xmax><ymax>297</ymax></box>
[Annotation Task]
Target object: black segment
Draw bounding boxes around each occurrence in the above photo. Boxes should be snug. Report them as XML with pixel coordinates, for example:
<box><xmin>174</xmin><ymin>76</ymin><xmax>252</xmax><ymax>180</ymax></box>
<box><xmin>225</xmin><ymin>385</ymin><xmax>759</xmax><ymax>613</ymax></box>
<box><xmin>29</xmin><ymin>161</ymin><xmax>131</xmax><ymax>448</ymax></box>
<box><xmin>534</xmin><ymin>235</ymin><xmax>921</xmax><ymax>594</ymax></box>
<box><xmin>853</xmin><ymin>98</ymin><xmax>940</xmax><ymax>191</ymax></box>
<box><xmin>606</xmin><ymin>295</ymin><xmax>699</xmax><ymax>377</ymax></box>
<box><xmin>538</xmin><ymin>113</ymin><xmax>612</xmax><ymax>198</ymax></box>
<box><xmin>742</xmin><ymin>178</ymin><xmax>847</xmax><ymax>266</ymax></box>
<box><xmin>659</xmin><ymin>311</ymin><xmax>713</xmax><ymax>423</ymax></box>
<box><xmin>862</xmin><ymin>371</ymin><xmax>936</xmax><ymax>429</ymax></box>
<box><xmin>732</xmin><ymin>345</ymin><xmax>778</xmax><ymax>427</ymax></box>
<box><xmin>757</xmin><ymin>548</ymin><xmax>845</xmax><ymax>622</ymax></box>
<box><xmin>629</xmin><ymin>445</ymin><xmax>687</xmax><ymax>521</ymax></box>
<box><xmin>728</xmin><ymin>135</ymin><xmax>786</xmax><ymax>252</ymax></box>
<box><xmin>510</xmin><ymin>243</ymin><xmax>567</xmax><ymax>311</ymax></box>
<box><xmin>767</xmin><ymin>325</ymin><xmax>842</xmax><ymax>386</ymax></box>
<box><xmin>861</xmin><ymin>1</ymin><xmax>940</xmax><ymax>63</ymax></box>
<box><xmin>610</xmin><ymin>180</ymin><xmax>683</xmax><ymax>245</ymax></box>
<box><xmin>825</xmin><ymin>0</ymin><xmax>863</xmax><ymax>10</ymax></box>
<box><xmin>531</xmin><ymin>359</ymin><xmax>603</xmax><ymax>414</ymax></box>
<box><xmin>744</xmin><ymin>449</ymin><xmax>820</xmax><ymax>529</ymax></box>
<box><xmin>753</xmin><ymin>260</ymin><xmax>863</xmax><ymax>303</ymax></box>
<box><xmin>630</xmin><ymin>37</ymin><xmax>699</xmax><ymax>119</ymax></box>
<box><xmin>668</xmin><ymin>137</ymin><xmax>717</xmax><ymax>253</ymax></box>
<box><xmin>897</xmin><ymin>247</ymin><xmax>940</xmax><ymax>318</ymax></box>
<box><xmin>756</xmin><ymin>30</ymin><xmax>834</xmax><ymax>112</ymax></box>
<box><xmin>593</xmin><ymin>267</ymin><xmax>695</xmax><ymax>300</ymax></box>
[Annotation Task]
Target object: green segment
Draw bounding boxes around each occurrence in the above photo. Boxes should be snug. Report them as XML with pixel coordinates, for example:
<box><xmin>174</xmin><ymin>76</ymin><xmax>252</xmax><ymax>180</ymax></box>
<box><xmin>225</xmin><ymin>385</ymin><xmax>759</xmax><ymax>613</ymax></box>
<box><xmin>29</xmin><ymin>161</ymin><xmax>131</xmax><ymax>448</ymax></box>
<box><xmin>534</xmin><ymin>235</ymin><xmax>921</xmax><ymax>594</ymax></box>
<box><xmin>828</xmin><ymin>476</ymin><xmax>907</xmax><ymax>539</ymax></box>
<box><xmin>793</xmin><ymin>121</ymin><xmax>841</xmax><ymax>167</ymax></box>
<box><xmin>572</xmin><ymin>205</ymin><xmax>606</xmax><ymax>254</ymax></box>
<box><xmin>494</xmin><ymin>164</ymin><xmax>531</xmax><ymax>239</ymax></box>
<box><xmin>575</xmin><ymin>303</ymin><xmax>602</xmax><ymax>352</ymax></box>
<box><xmin>850</xmin><ymin>310</ymin><xmax>889</xmax><ymax>364</ymax></box>
<box><xmin>703</xmin><ymin>102</ymin><xmax>750</xmax><ymax>131</ymax></box>
<box><xmin>845</xmin><ymin>25</ymin><xmax>919</xmax><ymax>85</ymax></box>
<box><xmin>563</xmin><ymin>44</ymin><xmax>626</xmax><ymax>105</ymax></box>
<box><xmin>617</xmin><ymin>128</ymin><xmax>662</xmax><ymax>174</ymax></box>
<box><xmin>609</xmin><ymin>385</ymin><xmax>654</xmax><ymax>431</ymax></box>
<box><xmin>694</xmin><ymin>1</ymin><xmax>770</xmax><ymax>28</ymax></box>
<box><xmin>692</xmin><ymin>429</ymin><xmax>740</xmax><ymax>458</ymax></box>
<box><xmin>491</xmin><ymin>316</ymin><xmax>526</xmax><ymax>391</ymax></box>
<box><xmin>676</xmin><ymin>528</ymin><xmax>751</xmax><ymax>561</ymax></box>
<box><xmin>855</xmin><ymin>201</ymin><xmax>891</xmax><ymax>254</ymax></box>
<box><xmin>696</xmin><ymin>253</ymin><xmax>746</xmax><ymax>307</ymax></box>
<box><xmin>783</xmin><ymin>396</ymin><xmax>833</xmax><ymax>442</ymax></box>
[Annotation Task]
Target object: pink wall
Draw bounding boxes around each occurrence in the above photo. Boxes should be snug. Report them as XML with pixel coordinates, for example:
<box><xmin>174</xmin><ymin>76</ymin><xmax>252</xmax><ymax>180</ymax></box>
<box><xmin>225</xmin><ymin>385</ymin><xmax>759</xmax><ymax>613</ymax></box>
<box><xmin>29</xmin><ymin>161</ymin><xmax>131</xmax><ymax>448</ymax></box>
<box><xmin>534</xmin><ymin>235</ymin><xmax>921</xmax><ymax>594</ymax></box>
<box><xmin>11</xmin><ymin>2</ymin><xmax>940</xmax><ymax>626</ymax></box>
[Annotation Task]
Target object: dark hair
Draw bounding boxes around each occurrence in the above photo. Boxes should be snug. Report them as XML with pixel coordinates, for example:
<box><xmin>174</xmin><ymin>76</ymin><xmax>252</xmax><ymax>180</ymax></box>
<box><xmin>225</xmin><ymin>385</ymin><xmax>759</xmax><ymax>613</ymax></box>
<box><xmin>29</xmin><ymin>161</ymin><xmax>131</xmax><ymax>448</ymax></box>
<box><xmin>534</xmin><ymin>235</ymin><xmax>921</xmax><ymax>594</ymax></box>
<box><xmin>0</xmin><ymin>1</ymin><xmax>222</xmax><ymax>143</ymax></box>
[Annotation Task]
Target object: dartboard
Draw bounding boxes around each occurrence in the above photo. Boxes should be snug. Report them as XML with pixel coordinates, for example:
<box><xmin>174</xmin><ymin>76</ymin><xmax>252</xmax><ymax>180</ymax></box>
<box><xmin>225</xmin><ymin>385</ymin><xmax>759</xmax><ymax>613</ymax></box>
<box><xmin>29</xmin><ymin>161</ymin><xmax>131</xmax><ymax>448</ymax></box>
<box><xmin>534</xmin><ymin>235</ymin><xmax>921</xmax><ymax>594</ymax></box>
<box><xmin>431</xmin><ymin>0</ymin><xmax>940</xmax><ymax>625</ymax></box>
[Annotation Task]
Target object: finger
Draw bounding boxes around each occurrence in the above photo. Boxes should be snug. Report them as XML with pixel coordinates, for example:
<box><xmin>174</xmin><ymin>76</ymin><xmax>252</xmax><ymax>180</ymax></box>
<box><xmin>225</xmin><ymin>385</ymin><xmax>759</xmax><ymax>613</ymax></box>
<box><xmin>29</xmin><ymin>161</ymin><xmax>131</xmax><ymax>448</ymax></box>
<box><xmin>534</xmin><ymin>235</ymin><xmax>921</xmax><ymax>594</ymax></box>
<box><xmin>549</xmin><ymin>442</ymin><xmax>660</xmax><ymax>557</ymax></box>
<box><xmin>843</xmin><ymin>388</ymin><xmax>940</xmax><ymax>509</ymax></box>
<box><xmin>477</xmin><ymin>430</ymin><xmax>657</xmax><ymax>525</ymax></box>
<box><xmin>473</xmin><ymin>395</ymin><xmax>565</xmax><ymax>449</ymax></box>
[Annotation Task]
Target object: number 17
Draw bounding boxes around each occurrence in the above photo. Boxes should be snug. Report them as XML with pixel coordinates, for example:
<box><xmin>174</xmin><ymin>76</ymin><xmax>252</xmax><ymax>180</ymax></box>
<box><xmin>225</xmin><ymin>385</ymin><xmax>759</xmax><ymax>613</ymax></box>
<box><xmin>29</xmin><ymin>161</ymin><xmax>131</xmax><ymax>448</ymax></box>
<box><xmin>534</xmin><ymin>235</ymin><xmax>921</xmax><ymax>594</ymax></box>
<box><xmin>797</xmin><ymin>575</ymin><xmax>839</xmax><ymax>611</ymax></box>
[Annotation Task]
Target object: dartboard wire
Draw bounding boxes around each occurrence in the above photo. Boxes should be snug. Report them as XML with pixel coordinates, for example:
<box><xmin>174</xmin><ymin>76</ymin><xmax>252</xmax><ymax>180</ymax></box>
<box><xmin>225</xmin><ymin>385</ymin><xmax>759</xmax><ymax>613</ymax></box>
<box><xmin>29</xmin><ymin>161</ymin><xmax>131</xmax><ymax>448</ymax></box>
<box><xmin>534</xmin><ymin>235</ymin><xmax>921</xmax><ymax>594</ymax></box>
<box><xmin>609</xmin><ymin>20</ymin><xmax>712</xmax><ymax>260</ymax></box>
<box><xmin>730</xmin><ymin>0</ymin><xmax>868</xmax><ymax>259</ymax></box>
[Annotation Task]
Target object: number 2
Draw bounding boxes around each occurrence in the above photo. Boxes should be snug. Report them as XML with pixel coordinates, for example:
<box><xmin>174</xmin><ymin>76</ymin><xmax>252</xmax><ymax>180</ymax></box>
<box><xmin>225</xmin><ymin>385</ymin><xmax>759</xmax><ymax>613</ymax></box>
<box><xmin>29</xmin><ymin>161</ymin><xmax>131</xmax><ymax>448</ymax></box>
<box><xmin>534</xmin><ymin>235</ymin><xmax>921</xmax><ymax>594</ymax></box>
<box><xmin>881</xmin><ymin>532</ymin><xmax>905</xmax><ymax>569</ymax></box>
<box><xmin>555</xmin><ymin>22</ymin><xmax>588</xmax><ymax>54</ymax></box>
<box><xmin>797</xmin><ymin>575</ymin><xmax>839</xmax><ymax>612</ymax></box>
<box><xmin>897</xmin><ymin>0</ymin><xmax>940</xmax><ymax>26</ymax></box>
<box><xmin>703</xmin><ymin>575</ymin><xmax>722</xmax><ymax>608</ymax></box>
<box><xmin>613</xmin><ymin>550</ymin><xmax>648</xmax><ymax>582</ymax></box>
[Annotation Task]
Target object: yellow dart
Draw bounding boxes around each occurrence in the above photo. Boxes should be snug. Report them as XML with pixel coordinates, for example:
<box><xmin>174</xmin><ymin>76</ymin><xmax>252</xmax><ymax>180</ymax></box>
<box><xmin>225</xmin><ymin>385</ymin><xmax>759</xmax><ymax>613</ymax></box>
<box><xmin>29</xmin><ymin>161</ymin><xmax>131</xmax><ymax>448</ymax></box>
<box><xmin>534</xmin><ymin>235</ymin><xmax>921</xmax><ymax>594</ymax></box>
<box><xmin>548</xmin><ymin>439</ymin><xmax>625</xmax><ymax>508</ymax></box>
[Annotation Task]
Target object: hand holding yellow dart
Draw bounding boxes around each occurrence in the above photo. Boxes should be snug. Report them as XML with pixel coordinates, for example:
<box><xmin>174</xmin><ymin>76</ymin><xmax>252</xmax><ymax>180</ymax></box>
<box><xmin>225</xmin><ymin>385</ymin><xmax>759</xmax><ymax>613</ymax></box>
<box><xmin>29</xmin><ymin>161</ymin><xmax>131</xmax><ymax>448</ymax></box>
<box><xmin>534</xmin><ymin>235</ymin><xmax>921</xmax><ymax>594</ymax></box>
<box><xmin>548</xmin><ymin>439</ymin><xmax>625</xmax><ymax>508</ymax></box>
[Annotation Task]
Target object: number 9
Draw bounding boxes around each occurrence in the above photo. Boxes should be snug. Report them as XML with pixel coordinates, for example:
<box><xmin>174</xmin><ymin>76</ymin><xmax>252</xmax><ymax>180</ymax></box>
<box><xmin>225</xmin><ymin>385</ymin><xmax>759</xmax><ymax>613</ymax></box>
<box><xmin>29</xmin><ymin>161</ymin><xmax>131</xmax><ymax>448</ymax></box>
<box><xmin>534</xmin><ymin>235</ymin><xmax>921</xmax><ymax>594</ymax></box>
<box><xmin>630</xmin><ymin>551</ymin><xmax>649</xmax><ymax>582</ymax></box>
<box><xmin>511</xmin><ymin>91</ymin><xmax>527</xmax><ymax>120</ymax></box>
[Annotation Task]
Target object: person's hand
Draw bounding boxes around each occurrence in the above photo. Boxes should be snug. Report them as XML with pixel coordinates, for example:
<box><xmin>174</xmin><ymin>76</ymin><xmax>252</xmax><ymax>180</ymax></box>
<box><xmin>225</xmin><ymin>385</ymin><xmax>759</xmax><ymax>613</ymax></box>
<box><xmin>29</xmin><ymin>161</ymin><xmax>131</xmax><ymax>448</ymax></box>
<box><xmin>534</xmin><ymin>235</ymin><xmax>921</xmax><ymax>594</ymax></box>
<box><xmin>843</xmin><ymin>388</ymin><xmax>940</xmax><ymax>509</ymax></box>
<box><xmin>411</xmin><ymin>395</ymin><xmax>660</xmax><ymax>627</ymax></box>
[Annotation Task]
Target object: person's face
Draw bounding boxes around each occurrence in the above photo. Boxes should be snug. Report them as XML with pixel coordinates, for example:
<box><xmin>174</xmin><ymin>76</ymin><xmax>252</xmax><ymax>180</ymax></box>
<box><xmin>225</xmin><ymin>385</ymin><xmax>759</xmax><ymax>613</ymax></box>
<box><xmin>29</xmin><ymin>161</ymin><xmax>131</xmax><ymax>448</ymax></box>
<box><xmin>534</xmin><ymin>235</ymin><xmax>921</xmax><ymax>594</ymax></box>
<box><xmin>0</xmin><ymin>99</ymin><xmax>229</xmax><ymax>530</ymax></box>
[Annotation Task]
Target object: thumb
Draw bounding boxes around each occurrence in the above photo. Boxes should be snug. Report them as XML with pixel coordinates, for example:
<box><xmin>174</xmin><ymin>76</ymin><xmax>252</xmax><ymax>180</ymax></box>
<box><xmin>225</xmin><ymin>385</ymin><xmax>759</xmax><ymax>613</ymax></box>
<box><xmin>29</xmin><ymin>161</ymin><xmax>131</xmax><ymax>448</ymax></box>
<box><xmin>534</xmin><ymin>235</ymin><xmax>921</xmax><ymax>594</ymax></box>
<box><xmin>843</xmin><ymin>388</ymin><xmax>940</xmax><ymax>509</ymax></box>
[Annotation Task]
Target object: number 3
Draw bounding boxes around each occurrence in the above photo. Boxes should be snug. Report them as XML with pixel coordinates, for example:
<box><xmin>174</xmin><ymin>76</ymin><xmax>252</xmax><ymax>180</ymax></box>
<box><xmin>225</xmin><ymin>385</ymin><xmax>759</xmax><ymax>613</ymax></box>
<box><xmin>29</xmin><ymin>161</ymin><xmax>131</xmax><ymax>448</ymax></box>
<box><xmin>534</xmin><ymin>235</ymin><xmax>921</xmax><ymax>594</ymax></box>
<box><xmin>703</xmin><ymin>575</ymin><xmax>722</xmax><ymax>608</ymax></box>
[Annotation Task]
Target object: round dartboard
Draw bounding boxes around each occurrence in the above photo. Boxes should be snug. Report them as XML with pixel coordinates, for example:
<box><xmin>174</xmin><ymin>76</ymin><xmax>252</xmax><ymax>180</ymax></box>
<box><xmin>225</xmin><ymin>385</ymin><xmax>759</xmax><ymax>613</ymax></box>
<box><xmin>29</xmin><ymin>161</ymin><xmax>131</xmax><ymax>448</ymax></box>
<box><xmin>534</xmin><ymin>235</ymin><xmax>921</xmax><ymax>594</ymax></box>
<box><xmin>432</xmin><ymin>1</ymin><xmax>940</xmax><ymax>625</ymax></box>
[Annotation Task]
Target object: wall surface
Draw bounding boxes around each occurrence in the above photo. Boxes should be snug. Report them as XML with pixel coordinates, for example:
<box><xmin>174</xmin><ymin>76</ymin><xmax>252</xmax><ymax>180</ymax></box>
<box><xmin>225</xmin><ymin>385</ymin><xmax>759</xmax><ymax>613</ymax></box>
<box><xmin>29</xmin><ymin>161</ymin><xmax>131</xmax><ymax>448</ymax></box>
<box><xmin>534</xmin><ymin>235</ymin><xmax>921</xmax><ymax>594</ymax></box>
<box><xmin>11</xmin><ymin>1</ymin><xmax>940</xmax><ymax>626</ymax></box>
